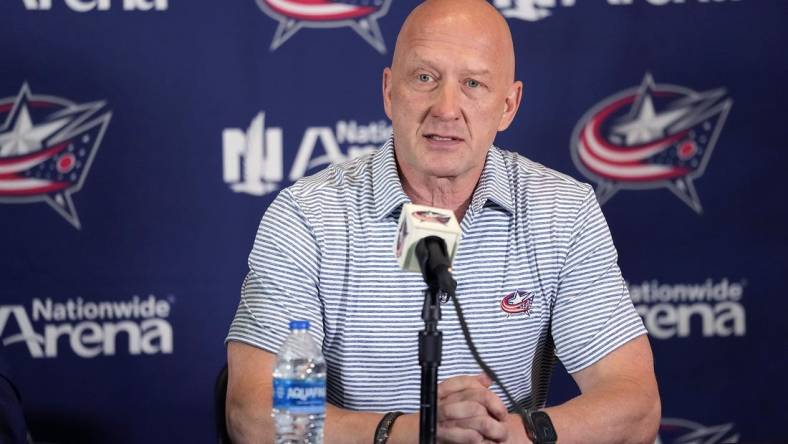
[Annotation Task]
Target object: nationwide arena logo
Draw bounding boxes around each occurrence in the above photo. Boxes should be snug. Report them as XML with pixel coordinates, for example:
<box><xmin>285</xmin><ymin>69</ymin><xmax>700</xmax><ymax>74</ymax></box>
<box><xmin>494</xmin><ymin>0</ymin><xmax>742</xmax><ymax>23</ymax></box>
<box><xmin>0</xmin><ymin>83</ymin><xmax>111</xmax><ymax>229</ymax></box>
<box><xmin>494</xmin><ymin>0</ymin><xmax>575</xmax><ymax>21</ymax></box>
<box><xmin>255</xmin><ymin>0</ymin><xmax>392</xmax><ymax>54</ymax></box>
<box><xmin>222</xmin><ymin>111</ymin><xmax>391</xmax><ymax>196</ymax></box>
<box><xmin>570</xmin><ymin>73</ymin><xmax>732</xmax><ymax>213</ymax></box>
<box><xmin>630</xmin><ymin>278</ymin><xmax>746</xmax><ymax>340</ymax></box>
<box><xmin>21</xmin><ymin>0</ymin><xmax>168</xmax><ymax>11</ymax></box>
<box><xmin>0</xmin><ymin>295</ymin><xmax>174</xmax><ymax>358</ymax></box>
<box><xmin>658</xmin><ymin>417</ymin><xmax>739</xmax><ymax>443</ymax></box>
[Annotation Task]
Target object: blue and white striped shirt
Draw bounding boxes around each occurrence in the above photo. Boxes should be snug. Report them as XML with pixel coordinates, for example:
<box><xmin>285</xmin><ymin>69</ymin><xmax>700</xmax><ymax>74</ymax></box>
<box><xmin>226</xmin><ymin>138</ymin><xmax>646</xmax><ymax>411</ymax></box>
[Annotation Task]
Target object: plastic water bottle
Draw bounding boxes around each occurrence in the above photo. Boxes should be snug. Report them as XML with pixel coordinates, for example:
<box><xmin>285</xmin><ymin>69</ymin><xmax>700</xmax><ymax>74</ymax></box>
<box><xmin>272</xmin><ymin>320</ymin><xmax>326</xmax><ymax>444</ymax></box>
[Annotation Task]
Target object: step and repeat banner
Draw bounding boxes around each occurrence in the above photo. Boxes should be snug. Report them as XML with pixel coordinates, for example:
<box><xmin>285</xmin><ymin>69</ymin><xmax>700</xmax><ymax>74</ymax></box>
<box><xmin>1</xmin><ymin>0</ymin><xmax>785</xmax><ymax>443</ymax></box>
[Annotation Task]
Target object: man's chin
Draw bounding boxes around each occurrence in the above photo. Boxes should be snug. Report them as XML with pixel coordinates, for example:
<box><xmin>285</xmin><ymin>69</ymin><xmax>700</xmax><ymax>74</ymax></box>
<box><xmin>419</xmin><ymin>164</ymin><xmax>468</xmax><ymax>180</ymax></box>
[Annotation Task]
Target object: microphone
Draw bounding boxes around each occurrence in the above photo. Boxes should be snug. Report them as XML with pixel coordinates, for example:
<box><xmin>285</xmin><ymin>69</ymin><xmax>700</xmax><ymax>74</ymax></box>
<box><xmin>393</xmin><ymin>203</ymin><xmax>461</xmax><ymax>293</ymax></box>
<box><xmin>415</xmin><ymin>236</ymin><xmax>457</xmax><ymax>295</ymax></box>
<box><xmin>394</xmin><ymin>204</ymin><xmax>540</xmax><ymax>442</ymax></box>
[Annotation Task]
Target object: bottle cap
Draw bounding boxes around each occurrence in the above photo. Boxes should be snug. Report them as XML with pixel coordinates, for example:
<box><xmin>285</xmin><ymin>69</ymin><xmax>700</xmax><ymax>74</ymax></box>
<box><xmin>289</xmin><ymin>320</ymin><xmax>310</xmax><ymax>330</ymax></box>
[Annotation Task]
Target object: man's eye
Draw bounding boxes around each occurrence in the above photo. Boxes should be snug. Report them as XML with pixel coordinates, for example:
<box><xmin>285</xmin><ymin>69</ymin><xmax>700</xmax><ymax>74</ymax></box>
<box><xmin>466</xmin><ymin>79</ymin><xmax>480</xmax><ymax>88</ymax></box>
<box><xmin>418</xmin><ymin>74</ymin><xmax>432</xmax><ymax>82</ymax></box>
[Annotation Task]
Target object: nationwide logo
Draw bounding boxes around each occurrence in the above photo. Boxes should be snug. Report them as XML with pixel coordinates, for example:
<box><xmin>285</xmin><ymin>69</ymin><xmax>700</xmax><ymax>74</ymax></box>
<box><xmin>494</xmin><ymin>0</ymin><xmax>576</xmax><ymax>21</ymax></box>
<box><xmin>0</xmin><ymin>295</ymin><xmax>174</xmax><ymax>358</ymax></box>
<box><xmin>255</xmin><ymin>0</ymin><xmax>392</xmax><ymax>53</ymax></box>
<box><xmin>222</xmin><ymin>111</ymin><xmax>391</xmax><ymax>196</ymax></box>
<box><xmin>494</xmin><ymin>0</ymin><xmax>741</xmax><ymax>23</ymax></box>
<box><xmin>21</xmin><ymin>0</ymin><xmax>168</xmax><ymax>11</ymax></box>
<box><xmin>570</xmin><ymin>73</ymin><xmax>732</xmax><ymax>213</ymax></box>
<box><xmin>0</xmin><ymin>83</ymin><xmax>111</xmax><ymax>229</ymax></box>
<box><xmin>658</xmin><ymin>417</ymin><xmax>739</xmax><ymax>444</ymax></box>
<box><xmin>629</xmin><ymin>278</ymin><xmax>745</xmax><ymax>339</ymax></box>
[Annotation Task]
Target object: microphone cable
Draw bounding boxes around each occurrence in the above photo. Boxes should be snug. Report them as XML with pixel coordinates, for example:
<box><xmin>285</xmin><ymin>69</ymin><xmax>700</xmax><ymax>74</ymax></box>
<box><xmin>445</xmin><ymin>288</ymin><xmax>539</xmax><ymax>439</ymax></box>
<box><xmin>414</xmin><ymin>235</ymin><xmax>540</xmax><ymax>440</ymax></box>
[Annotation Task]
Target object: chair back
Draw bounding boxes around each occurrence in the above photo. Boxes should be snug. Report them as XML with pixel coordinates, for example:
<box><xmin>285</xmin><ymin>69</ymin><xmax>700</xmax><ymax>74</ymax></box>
<box><xmin>214</xmin><ymin>365</ymin><xmax>231</xmax><ymax>444</ymax></box>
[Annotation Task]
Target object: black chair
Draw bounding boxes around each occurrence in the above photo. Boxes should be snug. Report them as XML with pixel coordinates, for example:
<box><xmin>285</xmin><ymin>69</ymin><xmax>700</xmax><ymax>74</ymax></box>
<box><xmin>214</xmin><ymin>365</ymin><xmax>231</xmax><ymax>444</ymax></box>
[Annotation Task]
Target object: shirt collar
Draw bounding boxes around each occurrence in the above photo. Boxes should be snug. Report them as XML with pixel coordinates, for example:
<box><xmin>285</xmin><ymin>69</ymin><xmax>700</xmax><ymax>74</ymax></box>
<box><xmin>371</xmin><ymin>137</ymin><xmax>410</xmax><ymax>221</ymax></box>
<box><xmin>469</xmin><ymin>146</ymin><xmax>515</xmax><ymax>215</ymax></box>
<box><xmin>371</xmin><ymin>137</ymin><xmax>515</xmax><ymax>220</ymax></box>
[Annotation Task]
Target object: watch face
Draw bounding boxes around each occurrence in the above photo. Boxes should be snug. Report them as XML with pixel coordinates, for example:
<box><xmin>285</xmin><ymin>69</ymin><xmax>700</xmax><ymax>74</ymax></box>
<box><xmin>532</xmin><ymin>411</ymin><xmax>558</xmax><ymax>442</ymax></box>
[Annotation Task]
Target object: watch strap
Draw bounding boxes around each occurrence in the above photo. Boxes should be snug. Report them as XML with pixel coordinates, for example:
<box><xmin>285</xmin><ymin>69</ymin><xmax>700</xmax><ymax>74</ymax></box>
<box><xmin>374</xmin><ymin>411</ymin><xmax>404</xmax><ymax>444</ymax></box>
<box><xmin>522</xmin><ymin>409</ymin><xmax>557</xmax><ymax>444</ymax></box>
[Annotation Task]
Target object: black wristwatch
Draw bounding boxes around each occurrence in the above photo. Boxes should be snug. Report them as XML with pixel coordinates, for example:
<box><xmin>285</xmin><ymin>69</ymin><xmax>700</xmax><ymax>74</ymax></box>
<box><xmin>522</xmin><ymin>410</ymin><xmax>557</xmax><ymax>444</ymax></box>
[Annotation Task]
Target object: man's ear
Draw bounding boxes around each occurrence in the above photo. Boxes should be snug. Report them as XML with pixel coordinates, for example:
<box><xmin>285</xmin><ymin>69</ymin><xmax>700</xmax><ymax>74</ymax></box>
<box><xmin>383</xmin><ymin>67</ymin><xmax>393</xmax><ymax>120</ymax></box>
<box><xmin>497</xmin><ymin>80</ymin><xmax>523</xmax><ymax>131</ymax></box>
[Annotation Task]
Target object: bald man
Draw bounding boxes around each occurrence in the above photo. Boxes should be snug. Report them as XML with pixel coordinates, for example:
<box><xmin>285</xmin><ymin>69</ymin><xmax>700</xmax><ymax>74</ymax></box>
<box><xmin>225</xmin><ymin>1</ymin><xmax>660</xmax><ymax>443</ymax></box>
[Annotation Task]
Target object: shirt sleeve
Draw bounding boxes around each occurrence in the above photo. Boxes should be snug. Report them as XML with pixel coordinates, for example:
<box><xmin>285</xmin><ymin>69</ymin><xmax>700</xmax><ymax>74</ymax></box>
<box><xmin>225</xmin><ymin>188</ymin><xmax>324</xmax><ymax>354</ymax></box>
<box><xmin>551</xmin><ymin>187</ymin><xmax>646</xmax><ymax>373</ymax></box>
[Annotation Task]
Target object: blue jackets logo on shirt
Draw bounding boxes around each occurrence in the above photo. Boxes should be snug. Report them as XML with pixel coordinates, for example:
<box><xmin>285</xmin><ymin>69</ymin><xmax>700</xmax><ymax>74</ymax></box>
<box><xmin>500</xmin><ymin>289</ymin><xmax>534</xmax><ymax>317</ymax></box>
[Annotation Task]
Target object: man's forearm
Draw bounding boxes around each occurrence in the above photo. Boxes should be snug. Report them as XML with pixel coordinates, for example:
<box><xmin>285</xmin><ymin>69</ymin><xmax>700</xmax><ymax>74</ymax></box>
<box><xmin>226</xmin><ymin>396</ymin><xmax>270</xmax><ymax>444</ymax></box>
<box><xmin>228</xmin><ymin>400</ymin><xmax>417</xmax><ymax>444</ymax></box>
<box><xmin>542</xmin><ymin>378</ymin><xmax>661</xmax><ymax>444</ymax></box>
<box><xmin>326</xmin><ymin>405</ymin><xmax>392</xmax><ymax>444</ymax></box>
<box><xmin>330</xmin><ymin>408</ymin><xmax>419</xmax><ymax>444</ymax></box>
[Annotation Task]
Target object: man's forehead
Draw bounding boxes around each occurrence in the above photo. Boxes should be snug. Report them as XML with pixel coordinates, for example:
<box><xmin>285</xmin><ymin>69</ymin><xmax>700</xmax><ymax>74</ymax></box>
<box><xmin>406</xmin><ymin>27</ymin><xmax>501</xmax><ymax>51</ymax></box>
<box><xmin>400</xmin><ymin>10</ymin><xmax>503</xmax><ymax>48</ymax></box>
<box><xmin>403</xmin><ymin>0</ymin><xmax>505</xmax><ymax>28</ymax></box>
<box><xmin>402</xmin><ymin>45</ymin><xmax>496</xmax><ymax>76</ymax></box>
<box><xmin>393</xmin><ymin>2</ymin><xmax>515</xmax><ymax>73</ymax></box>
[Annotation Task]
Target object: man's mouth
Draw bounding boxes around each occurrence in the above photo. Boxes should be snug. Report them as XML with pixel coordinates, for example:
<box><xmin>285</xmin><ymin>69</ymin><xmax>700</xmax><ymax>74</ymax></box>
<box><xmin>424</xmin><ymin>133</ymin><xmax>463</xmax><ymax>142</ymax></box>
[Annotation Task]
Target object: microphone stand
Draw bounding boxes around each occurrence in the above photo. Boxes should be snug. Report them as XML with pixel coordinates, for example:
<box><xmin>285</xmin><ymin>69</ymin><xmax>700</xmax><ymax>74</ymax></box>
<box><xmin>419</xmin><ymin>284</ymin><xmax>442</xmax><ymax>444</ymax></box>
<box><xmin>415</xmin><ymin>237</ymin><xmax>456</xmax><ymax>444</ymax></box>
<box><xmin>412</xmin><ymin>238</ymin><xmax>546</xmax><ymax>443</ymax></box>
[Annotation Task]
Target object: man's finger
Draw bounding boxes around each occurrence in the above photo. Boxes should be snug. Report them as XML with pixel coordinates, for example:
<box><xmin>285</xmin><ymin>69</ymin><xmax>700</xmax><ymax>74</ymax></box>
<box><xmin>436</xmin><ymin>422</ymin><xmax>485</xmax><ymax>444</ymax></box>
<box><xmin>440</xmin><ymin>388</ymin><xmax>509</xmax><ymax>421</ymax></box>
<box><xmin>475</xmin><ymin>372</ymin><xmax>493</xmax><ymax>388</ymax></box>
<box><xmin>439</xmin><ymin>399</ymin><xmax>489</xmax><ymax>421</ymax></box>
<box><xmin>439</xmin><ymin>416</ymin><xmax>509</xmax><ymax>442</ymax></box>
<box><xmin>438</xmin><ymin>374</ymin><xmax>490</xmax><ymax>399</ymax></box>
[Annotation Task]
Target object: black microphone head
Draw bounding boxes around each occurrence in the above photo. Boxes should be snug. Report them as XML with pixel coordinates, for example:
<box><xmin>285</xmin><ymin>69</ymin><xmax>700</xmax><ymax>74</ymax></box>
<box><xmin>415</xmin><ymin>236</ymin><xmax>456</xmax><ymax>294</ymax></box>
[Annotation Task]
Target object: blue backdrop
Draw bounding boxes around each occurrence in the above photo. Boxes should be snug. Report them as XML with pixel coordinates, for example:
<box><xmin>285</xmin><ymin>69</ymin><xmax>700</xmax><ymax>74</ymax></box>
<box><xmin>1</xmin><ymin>0</ymin><xmax>786</xmax><ymax>443</ymax></box>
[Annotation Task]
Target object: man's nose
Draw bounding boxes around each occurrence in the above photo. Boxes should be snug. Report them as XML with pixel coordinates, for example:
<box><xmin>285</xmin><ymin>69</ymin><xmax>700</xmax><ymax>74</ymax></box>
<box><xmin>431</xmin><ymin>82</ymin><xmax>461</xmax><ymax>121</ymax></box>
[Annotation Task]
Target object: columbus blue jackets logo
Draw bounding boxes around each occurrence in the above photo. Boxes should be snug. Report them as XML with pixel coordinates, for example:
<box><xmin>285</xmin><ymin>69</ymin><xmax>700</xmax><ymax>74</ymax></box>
<box><xmin>658</xmin><ymin>417</ymin><xmax>739</xmax><ymax>443</ymax></box>
<box><xmin>413</xmin><ymin>210</ymin><xmax>451</xmax><ymax>225</ymax></box>
<box><xmin>0</xmin><ymin>83</ymin><xmax>111</xmax><ymax>229</ymax></box>
<box><xmin>256</xmin><ymin>0</ymin><xmax>392</xmax><ymax>54</ymax></box>
<box><xmin>570</xmin><ymin>73</ymin><xmax>732</xmax><ymax>213</ymax></box>
<box><xmin>500</xmin><ymin>289</ymin><xmax>534</xmax><ymax>317</ymax></box>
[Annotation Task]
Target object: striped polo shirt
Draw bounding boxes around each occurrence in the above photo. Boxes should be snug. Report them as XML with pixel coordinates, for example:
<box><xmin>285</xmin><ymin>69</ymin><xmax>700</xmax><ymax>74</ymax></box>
<box><xmin>226</xmin><ymin>137</ymin><xmax>646</xmax><ymax>411</ymax></box>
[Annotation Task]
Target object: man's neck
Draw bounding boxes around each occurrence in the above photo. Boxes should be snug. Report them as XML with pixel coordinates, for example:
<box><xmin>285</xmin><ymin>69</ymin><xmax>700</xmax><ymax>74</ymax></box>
<box><xmin>400</xmin><ymin>171</ymin><xmax>479</xmax><ymax>222</ymax></box>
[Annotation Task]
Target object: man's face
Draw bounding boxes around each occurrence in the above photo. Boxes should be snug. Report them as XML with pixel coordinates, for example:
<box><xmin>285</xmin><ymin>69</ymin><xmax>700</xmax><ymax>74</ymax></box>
<box><xmin>383</xmin><ymin>12</ymin><xmax>521</xmax><ymax>182</ymax></box>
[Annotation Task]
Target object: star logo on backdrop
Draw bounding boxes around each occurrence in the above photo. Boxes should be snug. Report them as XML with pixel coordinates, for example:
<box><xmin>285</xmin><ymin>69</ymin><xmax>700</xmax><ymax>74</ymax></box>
<box><xmin>0</xmin><ymin>83</ymin><xmax>112</xmax><ymax>229</ymax></box>
<box><xmin>0</xmin><ymin>104</ymin><xmax>70</xmax><ymax>156</ymax></box>
<box><xmin>658</xmin><ymin>417</ymin><xmax>739</xmax><ymax>443</ymax></box>
<box><xmin>570</xmin><ymin>73</ymin><xmax>733</xmax><ymax>214</ymax></box>
<box><xmin>612</xmin><ymin>94</ymin><xmax>689</xmax><ymax>146</ymax></box>
<box><xmin>255</xmin><ymin>0</ymin><xmax>392</xmax><ymax>54</ymax></box>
